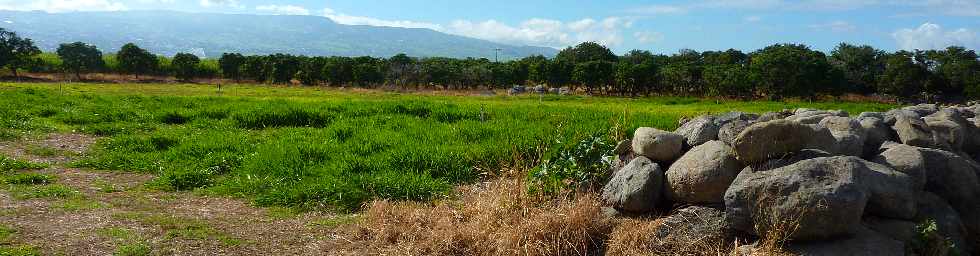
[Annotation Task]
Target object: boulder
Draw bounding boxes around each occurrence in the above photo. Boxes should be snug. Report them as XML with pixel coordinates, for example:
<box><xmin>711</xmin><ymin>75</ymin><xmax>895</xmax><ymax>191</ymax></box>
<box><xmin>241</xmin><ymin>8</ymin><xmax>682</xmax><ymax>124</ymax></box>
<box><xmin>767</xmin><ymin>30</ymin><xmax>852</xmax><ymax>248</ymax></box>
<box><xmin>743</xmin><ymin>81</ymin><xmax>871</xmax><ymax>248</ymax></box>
<box><xmin>601</xmin><ymin>156</ymin><xmax>664</xmax><ymax>213</ymax></box>
<box><xmin>783</xmin><ymin>227</ymin><xmax>905</xmax><ymax>256</ymax></box>
<box><xmin>872</xmin><ymin>143</ymin><xmax>927</xmax><ymax>190</ymax></box>
<box><xmin>758</xmin><ymin>110</ymin><xmax>792</xmax><ymax>122</ymax></box>
<box><xmin>884</xmin><ymin>109</ymin><xmax>919</xmax><ymax>125</ymax></box>
<box><xmin>903</xmin><ymin>103</ymin><xmax>939</xmax><ymax>117</ymax></box>
<box><xmin>631</xmin><ymin>127</ymin><xmax>684</xmax><ymax>163</ymax></box>
<box><xmin>915</xmin><ymin>192</ymin><xmax>973</xmax><ymax>255</ymax></box>
<box><xmin>864</xmin><ymin>216</ymin><xmax>916</xmax><ymax>243</ymax></box>
<box><xmin>674</xmin><ymin>116</ymin><xmax>720</xmax><ymax>147</ymax></box>
<box><xmin>802</xmin><ymin>124</ymin><xmax>841</xmax><ymax>155</ymax></box>
<box><xmin>718</xmin><ymin>119</ymin><xmax>754</xmax><ymax>146</ymax></box>
<box><xmin>923</xmin><ymin>109</ymin><xmax>971</xmax><ymax>152</ymax></box>
<box><xmin>725</xmin><ymin>157</ymin><xmax>870</xmax><ymax>240</ymax></box>
<box><xmin>917</xmin><ymin>148</ymin><xmax>980</xmax><ymax>241</ymax></box>
<box><xmin>713</xmin><ymin>112</ymin><xmax>759</xmax><ymax>126</ymax></box>
<box><xmin>613</xmin><ymin>139</ymin><xmax>631</xmax><ymax>155</ymax></box>
<box><xmin>858</xmin><ymin>112</ymin><xmax>885</xmax><ymax>120</ymax></box>
<box><xmin>744</xmin><ymin>149</ymin><xmax>834</xmax><ymax>173</ymax></box>
<box><xmin>725</xmin><ymin>156</ymin><xmax>916</xmax><ymax>240</ymax></box>
<box><xmin>858</xmin><ymin>117</ymin><xmax>894</xmax><ymax>158</ymax></box>
<box><xmin>892</xmin><ymin>114</ymin><xmax>935</xmax><ymax>148</ymax></box>
<box><xmin>819</xmin><ymin>117</ymin><xmax>867</xmax><ymax>157</ymax></box>
<box><xmin>666</xmin><ymin>141</ymin><xmax>743</xmax><ymax>203</ymax></box>
<box><xmin>732</xmin><ymin>120</ymin><xmax>820</xmax><ymax>164</ymax></box>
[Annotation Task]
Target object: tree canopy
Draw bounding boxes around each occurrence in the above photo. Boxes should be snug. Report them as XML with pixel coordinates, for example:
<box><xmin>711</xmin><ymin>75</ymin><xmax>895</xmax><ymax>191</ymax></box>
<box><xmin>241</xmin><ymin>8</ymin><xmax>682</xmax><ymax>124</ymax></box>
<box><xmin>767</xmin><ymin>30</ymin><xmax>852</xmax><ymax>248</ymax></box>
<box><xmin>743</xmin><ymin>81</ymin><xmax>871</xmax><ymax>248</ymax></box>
<box><xmin>56</xmin><ymin>42</ymin><xmax>104</xmax><ymax>80</ymax></box>
<box><xmin>117</xmin><ymin>43</ymin><xmax>158</xmax><ymax>79</ymax></box>
<box><xmin>0</xmin><ymin>28</ymin><xmax>40</xmax><ymax>77</ymax></box>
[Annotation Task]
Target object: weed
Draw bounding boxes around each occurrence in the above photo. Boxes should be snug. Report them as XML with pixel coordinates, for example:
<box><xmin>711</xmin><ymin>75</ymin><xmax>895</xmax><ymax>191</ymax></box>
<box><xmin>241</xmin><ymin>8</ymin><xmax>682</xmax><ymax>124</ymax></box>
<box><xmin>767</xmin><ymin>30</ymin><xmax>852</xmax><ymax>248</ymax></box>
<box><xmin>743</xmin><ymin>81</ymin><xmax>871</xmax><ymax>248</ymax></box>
<box><xmin>7</xmin><ymin>184</ymin><xmax>81</xmax><ymax>200</ymax></box>
<box><xmin>308</xmin><ymin>215</ymin><xmax>359</xmax><ymax>228</ymax></box>
<box><xmin>910</xmin><ymin>219</ymin><xmax>960</xmax><ymax>256</ymax></box>
<box><xmin>56</xmin><ymin>198</ymin><xmax>107</xmax><ymax>211</ymax></box>
<box><xmin>94</xmin><ymin>180</ymin><xmax>123</xmax><ymax>193</ymax></box>
<box><xmin>528</xmin><ymin>133</ymin><xmax>614</xmax><ymax>195</ymax></box>
<box><xmin>134</xmin><ymin>214</ymin><xmax>241</xmax><ymax>246</ymax></box>
<box><xmin>2</xmin><ymin>173</ymin><xmax>56</xmax><ymax>185</ymax></box>
<box><xmin>0</xmin><ymin>156</ymin><xmax>47</xmax><ymax>172</ymax></box>
<box><xmin>24</xmin><ymin>145</ymin><xmax>68</xmax><ymax>157</ymax></box>
<box><xmin>114</xmin><ymin>242</ymin><xmax>151</xmax><ymax>256</ymax></box>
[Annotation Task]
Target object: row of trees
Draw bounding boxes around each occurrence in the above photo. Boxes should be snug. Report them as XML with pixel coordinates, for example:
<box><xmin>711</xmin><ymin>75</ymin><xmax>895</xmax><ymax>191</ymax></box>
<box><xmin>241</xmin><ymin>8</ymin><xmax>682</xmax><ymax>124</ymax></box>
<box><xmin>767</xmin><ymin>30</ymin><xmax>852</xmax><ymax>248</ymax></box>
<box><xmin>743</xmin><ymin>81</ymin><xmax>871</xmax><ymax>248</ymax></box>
<box><xmin>2</xmin><ymin>27</ymin><xmax>979</xmax><ymax>100</ymax></box>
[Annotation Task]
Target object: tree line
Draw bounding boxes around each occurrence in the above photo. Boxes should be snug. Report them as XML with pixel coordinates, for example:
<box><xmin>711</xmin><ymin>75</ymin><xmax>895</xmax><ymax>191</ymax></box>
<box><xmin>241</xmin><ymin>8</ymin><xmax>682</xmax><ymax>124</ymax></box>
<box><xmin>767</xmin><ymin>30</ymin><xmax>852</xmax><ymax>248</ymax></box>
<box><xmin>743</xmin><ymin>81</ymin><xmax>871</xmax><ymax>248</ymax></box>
<box><xmin>2</xmin><ymin>27</ymin><xmax>979</xmax><ymax>101</ymax></box>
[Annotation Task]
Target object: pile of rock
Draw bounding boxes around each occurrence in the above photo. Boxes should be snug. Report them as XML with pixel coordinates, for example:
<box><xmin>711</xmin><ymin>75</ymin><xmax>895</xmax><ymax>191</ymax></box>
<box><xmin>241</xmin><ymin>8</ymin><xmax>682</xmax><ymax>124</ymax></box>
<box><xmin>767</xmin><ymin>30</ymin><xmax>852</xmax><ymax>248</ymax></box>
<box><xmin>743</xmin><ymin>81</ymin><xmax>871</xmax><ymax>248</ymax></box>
<box><xmin>602</xmin><ymin>103</ymin><xmax>980</xmax><ymax>255</ymax></box>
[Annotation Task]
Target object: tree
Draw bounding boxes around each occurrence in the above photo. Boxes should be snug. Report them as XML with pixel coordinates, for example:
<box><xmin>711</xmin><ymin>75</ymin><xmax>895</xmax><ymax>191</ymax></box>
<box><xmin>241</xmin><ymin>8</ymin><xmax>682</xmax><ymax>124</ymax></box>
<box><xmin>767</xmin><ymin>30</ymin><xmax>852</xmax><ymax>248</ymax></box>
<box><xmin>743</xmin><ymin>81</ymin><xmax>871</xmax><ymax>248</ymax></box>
<box><xmin>749</xmin><ymin>44</ymin><xmax>835</xmax><ymax>99</ymax></box>
<box><xmin>878</xmin><ymin>51</ymin><xmax>929</xmax><ymax>100</ymax></box>
<box><xmin>0</xmin><ymin>28</ymin><xmax>40</xmax><ymax>78</ymax></box>
<box><xmin>56</xmin><ymin>42</ymin><xmax>104</xmax><ymax>80</ymax></box>
<box><xmin>703</xmin><ymin>64</ymin><xmax>753</xmax><ymax>98</ymax></box>
<box><xmin>829</xmin><ymin>43</ymin><xmax>885</xmax><ymax>94</ymax></box>
<box><xmin>572</xmin><ymin>61</ymin><xmax>614</xmax><ymax>93</ymax></box>
<box><xmin>615</xmin><ymin>50</ymin><xmax>661</xmax><ymax>96</ymax></box>
<box><xmin>920</xmin><ymin>46</ymin><xmax>980</xmax><ymax>97</ymax></box>
<box><xmin>172</xmin><ymin>53</ymin><xmax>200</xmax><ymax>82</ymax></box>
<box><xmin>117</xmin><ymin>43</ymin><xmax>157</xmax><ymax>79</ymax></box>
<box><xmin>555</xmin><ymin>42</ymin><xmax>617</xmax><ymax>64</ymax></box>
<box><xmin>219</xmin><ymin>53</ymin><xmax>246</xmax><ymax>81</ymax></box>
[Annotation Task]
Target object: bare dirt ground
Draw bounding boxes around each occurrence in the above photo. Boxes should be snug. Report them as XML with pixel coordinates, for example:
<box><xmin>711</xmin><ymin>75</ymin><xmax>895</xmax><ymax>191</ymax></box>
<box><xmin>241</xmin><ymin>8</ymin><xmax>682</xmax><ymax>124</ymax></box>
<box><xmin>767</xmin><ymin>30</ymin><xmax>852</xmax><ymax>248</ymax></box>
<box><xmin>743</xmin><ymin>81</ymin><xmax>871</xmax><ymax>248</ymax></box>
<box><xmin>0</xmin><ymin>133</ymin><xmax>351</xmax><ymax>255</ymax></box>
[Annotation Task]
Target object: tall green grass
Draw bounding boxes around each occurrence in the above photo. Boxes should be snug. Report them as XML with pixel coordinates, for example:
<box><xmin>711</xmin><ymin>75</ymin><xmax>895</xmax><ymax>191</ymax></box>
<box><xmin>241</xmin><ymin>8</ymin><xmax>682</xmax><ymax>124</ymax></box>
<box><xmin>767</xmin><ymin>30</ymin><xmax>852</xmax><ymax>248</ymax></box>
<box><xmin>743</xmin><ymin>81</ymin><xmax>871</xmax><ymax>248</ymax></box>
<box><xmin>0</xmin><ymin>83</ymin><xmax>896</xmax><ymax>211</ymax></box>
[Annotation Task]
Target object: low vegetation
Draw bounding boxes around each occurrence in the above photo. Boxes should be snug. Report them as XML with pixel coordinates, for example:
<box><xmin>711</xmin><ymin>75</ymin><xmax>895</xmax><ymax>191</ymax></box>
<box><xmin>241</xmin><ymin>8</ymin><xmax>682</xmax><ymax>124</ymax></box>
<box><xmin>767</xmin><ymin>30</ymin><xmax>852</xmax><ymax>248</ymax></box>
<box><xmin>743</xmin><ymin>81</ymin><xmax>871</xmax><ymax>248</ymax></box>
<box><xmin>0</xmin><ymin>83</ymin><xmax>893</xmax><ymax>211</ymax></box>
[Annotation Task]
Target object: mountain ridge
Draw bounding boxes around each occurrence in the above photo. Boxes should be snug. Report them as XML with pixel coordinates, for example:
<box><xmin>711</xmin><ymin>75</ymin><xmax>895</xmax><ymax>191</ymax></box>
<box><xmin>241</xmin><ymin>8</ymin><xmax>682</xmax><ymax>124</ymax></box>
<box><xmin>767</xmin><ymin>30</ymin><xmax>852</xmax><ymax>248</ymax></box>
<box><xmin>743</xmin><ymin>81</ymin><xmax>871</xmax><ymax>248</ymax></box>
<box><xmin>0</xmin><ymin>10</ymin><xmax>557</xmax><ymax>59</ymax></box>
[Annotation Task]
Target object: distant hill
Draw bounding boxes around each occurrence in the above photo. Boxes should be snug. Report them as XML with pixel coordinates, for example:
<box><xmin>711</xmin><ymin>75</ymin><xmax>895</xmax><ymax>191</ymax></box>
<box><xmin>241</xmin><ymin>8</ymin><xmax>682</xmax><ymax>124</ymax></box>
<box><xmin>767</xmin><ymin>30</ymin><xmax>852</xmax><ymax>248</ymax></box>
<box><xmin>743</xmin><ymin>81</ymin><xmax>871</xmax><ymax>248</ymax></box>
<box><xmin>0</xmin><ymin>10</ymin><xmax>557</xmax><ymax>59</ymax></box>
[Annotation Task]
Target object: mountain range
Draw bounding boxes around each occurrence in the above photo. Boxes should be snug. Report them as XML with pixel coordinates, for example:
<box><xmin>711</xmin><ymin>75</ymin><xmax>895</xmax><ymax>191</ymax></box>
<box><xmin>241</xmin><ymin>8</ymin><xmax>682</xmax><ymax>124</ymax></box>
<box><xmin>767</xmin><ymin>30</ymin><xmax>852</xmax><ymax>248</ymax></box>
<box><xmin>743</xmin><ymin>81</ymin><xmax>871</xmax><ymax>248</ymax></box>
<box><xmin>0</xmin><ymin>10</ymin><xmax>558</xmax><ymax>59</ymax></box>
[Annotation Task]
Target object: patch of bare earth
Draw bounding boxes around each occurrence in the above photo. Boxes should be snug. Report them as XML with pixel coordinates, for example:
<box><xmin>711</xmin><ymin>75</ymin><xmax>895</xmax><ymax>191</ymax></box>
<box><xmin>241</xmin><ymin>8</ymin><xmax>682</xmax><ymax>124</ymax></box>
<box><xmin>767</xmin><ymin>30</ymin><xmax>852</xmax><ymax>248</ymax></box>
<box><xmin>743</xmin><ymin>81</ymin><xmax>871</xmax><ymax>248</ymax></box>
<box><xmin>0</xmin><ymin>133</ymin><xmax>344</xmax><ymax>255</ymax></box>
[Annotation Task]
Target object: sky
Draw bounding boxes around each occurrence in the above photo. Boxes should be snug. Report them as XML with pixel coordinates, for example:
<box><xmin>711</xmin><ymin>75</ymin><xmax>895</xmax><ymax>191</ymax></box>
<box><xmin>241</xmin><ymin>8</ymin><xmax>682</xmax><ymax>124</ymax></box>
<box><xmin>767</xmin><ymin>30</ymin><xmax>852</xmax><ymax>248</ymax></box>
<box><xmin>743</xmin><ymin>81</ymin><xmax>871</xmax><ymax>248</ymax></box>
<box><xmin>1</xmin><ymin>0</ymin><xmax>979</xmax><ymax>54</ymax></box>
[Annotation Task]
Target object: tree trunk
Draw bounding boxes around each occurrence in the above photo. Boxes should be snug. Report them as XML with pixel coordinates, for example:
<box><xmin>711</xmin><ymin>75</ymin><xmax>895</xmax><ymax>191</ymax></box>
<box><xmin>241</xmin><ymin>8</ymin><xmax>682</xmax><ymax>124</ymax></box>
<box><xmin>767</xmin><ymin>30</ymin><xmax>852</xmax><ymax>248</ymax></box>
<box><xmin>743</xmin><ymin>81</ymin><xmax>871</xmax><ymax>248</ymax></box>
<box><xmin>10</xmin><ymin>67</ymin><xmax>17</xmax><ymax>78</ymax></box>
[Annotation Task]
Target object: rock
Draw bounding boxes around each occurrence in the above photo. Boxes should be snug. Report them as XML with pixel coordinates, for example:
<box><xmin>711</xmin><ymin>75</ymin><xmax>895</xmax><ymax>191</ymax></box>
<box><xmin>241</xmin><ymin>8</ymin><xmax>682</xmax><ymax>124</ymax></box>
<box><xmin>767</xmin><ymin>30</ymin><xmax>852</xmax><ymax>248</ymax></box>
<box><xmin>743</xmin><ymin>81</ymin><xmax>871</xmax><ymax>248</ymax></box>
<box><xmin>892</xmin><ymin>114</ymin><xmax>935</xmax><ymax>148</ymax></box>
<box><xmin>787</xmin><ymin>109</ymin><xmax>848</xmax><ymax>124</ymax></box>
<box><xmin>915</xmin><ymin>192</ymin><xmax>973</xmax><ymax>255</ymax></box>
<box><xmin>872</xmin><ymin>143</ymin><xmax>927</xmax><ymax>190</ymax></box>
<box><xmin>859</xmin><ymin>117</ymin><xmax>894</xmax><ymax>158</ymax></box>
<box><xmin>601</xmin><ymin>156</ymin><xmax>664</xmax><ymax>213</ymax></box>
<box><xmin>666</xmin><ymin>141</ymin><xmax>743</xmax><ymax>203</ymax></box>
<box><xmin>674</xmin><ymin>116</ymin><xmax>720</xmax><ymax>147</ymax></box>
<box><xmin>923</xmin><ymin>109</ymin><xmax>971</xmax><ymax>152</ymax></box>
<box><xmin>601</xmin><ymin>207</ymin><xmax>622</xmax><ymax>219</ymax></box>
<box><xmin>745</xmin><ymin>149</ymin><xmax>834</xmax><ymax>173</ymax></box>
<box><xmin>732</xmin><ymin>120</ymin><xmax>819</xmax><ymax>164</ymax></box>
<box><xmin>864</xmin><ymin>216</ymin><xmax>916</xmax><ymax>243</ymax></box>
<box><xmin>903</xmin><ymin>103</ymin><xmax>939</xmax><ymax>117</ymax></box>
<box><xmin>640</xmin><ymin>206</ymin><xmax>731</xmax><ymax>254</ymax></box>
<box><xmin>858</xmin><ymin>112</ymin><xmax>885</xmax><ymax>120</ymax></box>
<box><xmin>802</xmin><ymin>124</ymin><xmax>841</xmax><ymax>155</ymax></box>
<box><xmin>917</xmin><ymin>148</ymin><xmax>980</xmax><ymax>241</ymax></box>
<box><xmin>713</xmin><ymin>112</ymin><xmax>759</xmax><ymax>125</ymax></box>
<box><xmin>758</xmin><ymin>110</ymin><xmax>792</xmax><ymax>122</ymax></box>
<box><xmin>783</xmin><ymin>227</ymin><xmax>905</xmax><ymax>256</ymax></box>
<box><xmin>725</xmin><ymin>157</ymin><xmax>870</xmax><ymax>240</ymax></box>
<box><xmin>718</xmin><ymin>119</ymin><xmax>754</xmax><ymax>146</ymax></box>
<box><xmin>884</xmin><ymin>109</ymin><xmax>919</xmax><ymax>125</ymax></box>
<box><xmin>819</xmin><ymin>117</ymin><xmax>867</xmax><ymax>157</ymax></box>
<box><xmin>632</xmin><ymin>128</ymin><xmax>684</xmax><ymax>163</ymax></box>
<box><xmin>725</xmin><ymin>156</ymin><xmax>916</xmax><ymax>240</ymax></box>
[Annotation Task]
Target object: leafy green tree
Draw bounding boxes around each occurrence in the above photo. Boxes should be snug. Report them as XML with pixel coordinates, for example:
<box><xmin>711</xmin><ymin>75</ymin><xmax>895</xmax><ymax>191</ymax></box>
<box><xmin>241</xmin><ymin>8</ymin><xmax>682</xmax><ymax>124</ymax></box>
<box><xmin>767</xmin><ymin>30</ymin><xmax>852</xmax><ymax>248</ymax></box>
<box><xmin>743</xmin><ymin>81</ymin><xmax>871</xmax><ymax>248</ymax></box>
<box><xmin>323</xmin><ymin>56</ymin><xmax>353</xmax><ymax>86</ymax></box>
<box><xmin>352</xmin><ymin>56</ymin><xmax>384</xmax><ymax>87</ymax></box>
<box><xmin>829</xmin><ymin>43</ymin><xmax>885</xmax><ymax>94</ymax></box>
<box><xmin>521</xmin><ymin>55</ymin><xmax>550</xmax><ymax>84</ymax></box>
<box><xmin>878</xmin><ymin>51</ymin><xmax>929</xmax><ymax>100</ymax></box>
<box><xmin>703</xmin><ymin>64</ymin><xmax>753</xmax><ymax>98</ymax></box>
<box><xmin>920</xmin><ymin>46</ymin><xmax>980</xmax><ymax>97</ymax></box>
<box><xmin>268</xmin><ymin>54</ymin><xmax>301</xmax><ymax>84</ymax></box>
<box><xmin>0</xmin><ymin>28</ymin><xmax>40</xmax><ymax>78</ymax></box>
<box><xmin>555</xmin><ymin>42</ymin><xmax>618</xmax><ymax>64</ymax></box>
<box><xmin>702</xmin><ymin>49</ymin><xmax>747</xmax><ymax>66</ymax></box>
<box><xmin>56</xmin><ymin>42</ymin><xmax>104</xmax><ymax>80</ymax></box>
<box><xmin>172</xmin><ymin>53</ymin><xmax>200</xmax><ymax>81</ymax></box>
<box><xmin>749</xmin><ymin>44</ymin><xmax>835</xmax><ymax>99</ymax></box>
<box><xmin>117</xmin><ymin>43</ymin><xmax>157</xmax><ymax>79</ymax></box>
<box><xmin>219</xmin><ymin>53</ymin><xmax>246</xmax><ymax>81</ymax></box>
<box><xmin>387</xmin><ymin>53</ymin><xmax>416</xmax><ymax>87</ymax></box>
<box><xmin>615</xmin><ymin>50</ymin><xmax>661</xmax><ymax>96</ymax></box>
<box><xmin>572</xmin><ymin>60</ymin><xmax>614</xmax><ymax>93</ymax></box>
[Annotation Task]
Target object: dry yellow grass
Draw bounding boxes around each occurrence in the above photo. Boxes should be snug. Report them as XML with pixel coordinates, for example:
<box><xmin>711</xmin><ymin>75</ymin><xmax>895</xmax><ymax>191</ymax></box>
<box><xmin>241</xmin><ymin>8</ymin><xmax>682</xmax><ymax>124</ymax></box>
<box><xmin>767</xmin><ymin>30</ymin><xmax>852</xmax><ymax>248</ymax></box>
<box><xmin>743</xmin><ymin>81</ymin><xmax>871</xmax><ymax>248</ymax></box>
<box><xmin>333</xmin><ymin>178</ymin><xmax>613</xmax><ymax>256</ymax></box>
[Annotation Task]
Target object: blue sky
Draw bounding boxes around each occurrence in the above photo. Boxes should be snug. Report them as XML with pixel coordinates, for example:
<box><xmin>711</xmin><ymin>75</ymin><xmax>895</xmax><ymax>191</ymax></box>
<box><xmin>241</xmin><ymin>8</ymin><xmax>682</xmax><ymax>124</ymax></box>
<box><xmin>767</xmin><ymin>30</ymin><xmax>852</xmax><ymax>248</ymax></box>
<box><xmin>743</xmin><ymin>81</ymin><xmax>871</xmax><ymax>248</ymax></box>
<box><xmin>2</xmin><ymin>0</ymin><xmax>979</xmax><ymax>54</ymax></box>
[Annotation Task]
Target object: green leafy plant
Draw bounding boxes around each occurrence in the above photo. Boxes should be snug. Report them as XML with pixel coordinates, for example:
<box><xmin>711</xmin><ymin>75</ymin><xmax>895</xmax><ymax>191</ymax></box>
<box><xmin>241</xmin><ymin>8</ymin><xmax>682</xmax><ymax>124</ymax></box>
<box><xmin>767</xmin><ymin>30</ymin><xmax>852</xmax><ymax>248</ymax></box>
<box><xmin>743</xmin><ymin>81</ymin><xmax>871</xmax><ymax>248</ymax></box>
<box><xmin>910</xmin><ymin>219</ymin><xmax>960</xmax><ymax>256</ymax></box>
<box><xmin>528</xmin><ymin>133</ymin><xmax>614</xmax><ymax>196</ymax></box>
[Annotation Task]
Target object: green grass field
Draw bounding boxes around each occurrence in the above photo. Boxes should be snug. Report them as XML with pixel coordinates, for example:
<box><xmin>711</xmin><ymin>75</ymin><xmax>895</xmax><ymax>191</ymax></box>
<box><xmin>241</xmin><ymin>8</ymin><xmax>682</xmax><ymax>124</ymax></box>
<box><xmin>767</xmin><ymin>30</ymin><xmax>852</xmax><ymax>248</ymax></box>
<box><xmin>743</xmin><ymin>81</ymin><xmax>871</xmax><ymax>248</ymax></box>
<box><xmin>0</xmin><ymin>82</ymin><xmax>895</xmax><ymax>211</ymax></box>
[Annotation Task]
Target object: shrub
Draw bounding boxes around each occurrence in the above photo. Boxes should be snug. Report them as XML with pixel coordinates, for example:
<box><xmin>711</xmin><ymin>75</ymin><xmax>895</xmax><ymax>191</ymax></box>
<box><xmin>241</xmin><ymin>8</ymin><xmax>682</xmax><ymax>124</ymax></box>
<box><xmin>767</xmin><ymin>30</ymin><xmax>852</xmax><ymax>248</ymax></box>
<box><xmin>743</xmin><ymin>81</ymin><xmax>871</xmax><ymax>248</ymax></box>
<box><xmin>527</xmin><ymin>133</ymin><xmax>614</xmax><ymax>195</ymax></box>
<box><xmin>3</xmin><ymin>173</ymin><xmax>56</xmax><ymax>185</ymax></box>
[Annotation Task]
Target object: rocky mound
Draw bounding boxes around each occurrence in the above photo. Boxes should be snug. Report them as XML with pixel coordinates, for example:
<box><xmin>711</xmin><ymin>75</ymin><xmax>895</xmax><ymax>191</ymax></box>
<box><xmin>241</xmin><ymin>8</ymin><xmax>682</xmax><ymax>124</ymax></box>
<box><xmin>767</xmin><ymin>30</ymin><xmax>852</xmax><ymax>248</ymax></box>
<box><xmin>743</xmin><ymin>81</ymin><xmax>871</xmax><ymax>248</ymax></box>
<box><xmin>602</xmin><ymin>103</ymin><xmax>980</xmax><ymax>256</ymax></box>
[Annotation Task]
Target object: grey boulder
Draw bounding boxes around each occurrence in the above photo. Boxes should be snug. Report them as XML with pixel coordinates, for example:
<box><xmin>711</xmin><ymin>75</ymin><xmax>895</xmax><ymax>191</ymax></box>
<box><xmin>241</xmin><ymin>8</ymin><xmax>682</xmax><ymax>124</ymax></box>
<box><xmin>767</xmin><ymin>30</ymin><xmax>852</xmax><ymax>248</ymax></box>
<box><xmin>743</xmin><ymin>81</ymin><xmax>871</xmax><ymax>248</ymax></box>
<box><xmin>674</xmin><ymin>116</ymin><xmax>720</xmax><ymax>147</ymax></box>
<box><xmin>632</xmin><ymin>127</ymin><xmax>684</xmax><ymax>162</ymax></box>
<box><xmin>818</xmin><ymin>116</ymin><xmax>867</xmax><ymax>157</ymax></box>
<box><xmin>601</xmin><ymin>156</ymin><xmax>664</xmax><ymax>213</ymax></box>
<box><xmin>892</xmin><ymin>114</ymin><xmax>936</xmax><ymax>148</ymax></box>
<box><xmin>718</xmin><ymin>119</ymin><xmax>754</xmax><ymax>146</ymax></box>
<box><xmin>732</xmin><ymin>120</ymin><xmax>824</xmax><ymax>164</ymax></box>
<box><xmin>666</xmin><ymin>141</ymin><xmax>743</xmax><ymax>203</ymax></box>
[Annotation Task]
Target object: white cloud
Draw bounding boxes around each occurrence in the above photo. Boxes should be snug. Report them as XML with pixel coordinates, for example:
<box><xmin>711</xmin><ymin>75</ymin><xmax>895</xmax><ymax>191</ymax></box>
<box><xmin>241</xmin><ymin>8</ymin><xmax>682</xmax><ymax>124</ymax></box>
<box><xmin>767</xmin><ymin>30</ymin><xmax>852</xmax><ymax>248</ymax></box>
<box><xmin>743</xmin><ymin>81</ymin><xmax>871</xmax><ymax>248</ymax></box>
<box><xmin>320</xmin><ymin>8</ymin><xmax>442</xmax><ymax>29</ymax></box>
<box><xmin>256</xmin><ymin>4</ymin><xmax>309</xmax><ymax>15</ymax></box>
<box><xmin>629</xmin><ymin>0</ymin><xmax>878</xmax><ymax>14</ymax></box>
<box><xmin>199</xmin><ymin>0</ymin><xmax>242</xmax><ymax>8</ymax></box>
<box><xmin>446</xmin><ymin>17</ymin><xmax>631</xmax><ymax>48</ymax></box>
<box><xmin>892</xmin><ymin>22</ymin><xmax>977</xmax><ymax>50</ymax></box>
<box><xmin>633</xmin><ymin>31</ymin><xmax>665</xmax><ymax>44</ymax></box>
<box><xmin>809</xmin><ymin>21</ymin><xmax>858</xmax><ymax>33</ymax></box>
<box><xmin>0</xmin><ymin>0</ymin><xmax>126</xmax><ymax>12</ymax></box>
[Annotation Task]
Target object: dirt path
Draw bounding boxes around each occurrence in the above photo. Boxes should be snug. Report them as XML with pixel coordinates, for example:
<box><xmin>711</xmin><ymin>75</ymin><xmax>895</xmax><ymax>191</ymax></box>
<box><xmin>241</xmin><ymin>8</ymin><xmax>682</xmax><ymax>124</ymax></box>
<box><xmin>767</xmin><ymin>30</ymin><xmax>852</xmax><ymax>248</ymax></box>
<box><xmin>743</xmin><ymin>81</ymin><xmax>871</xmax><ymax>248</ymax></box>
<box><xmin>0</xmin><ymin>133</ymin><xmax>349</xmax><ymax>255</ymax></box>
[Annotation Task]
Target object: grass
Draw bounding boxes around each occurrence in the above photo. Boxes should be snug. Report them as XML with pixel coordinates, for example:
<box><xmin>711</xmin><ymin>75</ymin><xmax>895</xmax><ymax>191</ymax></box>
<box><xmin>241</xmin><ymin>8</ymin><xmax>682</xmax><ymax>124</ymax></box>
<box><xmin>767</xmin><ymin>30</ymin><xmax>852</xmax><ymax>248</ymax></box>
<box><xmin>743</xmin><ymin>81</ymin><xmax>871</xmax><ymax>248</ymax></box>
<box><xmin>0</xmin><ymin>156</ymin><xmax>47</xmax><ymax>173</ymax></box>
<box><xmin>127</xmin><ymin>213</ymin><xmax>241</xmax><ymax>246</ymax></box>
<box><xmin>97</xmin><ymin>227</ymin><xmax>152</xmax><ymax>256</ymax></box>
<box><xmin>0</xmin><ymin>82</ymin><xmax>896</xmax><ymax>211</ymax></box>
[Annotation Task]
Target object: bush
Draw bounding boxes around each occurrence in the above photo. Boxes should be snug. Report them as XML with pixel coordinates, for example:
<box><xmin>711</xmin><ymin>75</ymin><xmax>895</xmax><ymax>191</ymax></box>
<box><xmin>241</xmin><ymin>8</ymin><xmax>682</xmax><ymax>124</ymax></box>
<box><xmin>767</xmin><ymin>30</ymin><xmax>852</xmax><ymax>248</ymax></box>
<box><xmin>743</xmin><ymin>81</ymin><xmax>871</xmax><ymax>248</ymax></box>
<box><xmin>528</xmin><ymin>134</ymin><xmax>614</xmax><ymax>195</ymax></box>
<box><xmin>2</xmin><ymin>173</ymin><xmax>56</xmax><ymax>185</ymax></box>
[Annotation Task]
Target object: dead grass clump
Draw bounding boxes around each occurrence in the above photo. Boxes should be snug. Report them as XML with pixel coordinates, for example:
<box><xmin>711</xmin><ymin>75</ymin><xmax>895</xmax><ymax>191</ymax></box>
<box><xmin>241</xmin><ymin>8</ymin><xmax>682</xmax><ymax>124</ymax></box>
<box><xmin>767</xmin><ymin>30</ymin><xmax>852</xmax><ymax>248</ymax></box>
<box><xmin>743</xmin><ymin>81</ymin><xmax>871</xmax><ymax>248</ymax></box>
<box><xmin>335</xmin><ymin>178</ymin><xmax>613</xmax><ymax>256</ymax></box>
<box><xmin>605</xmin><ymin>208</ymin><xmax>735</xmax><ymax>256</ymax></box>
